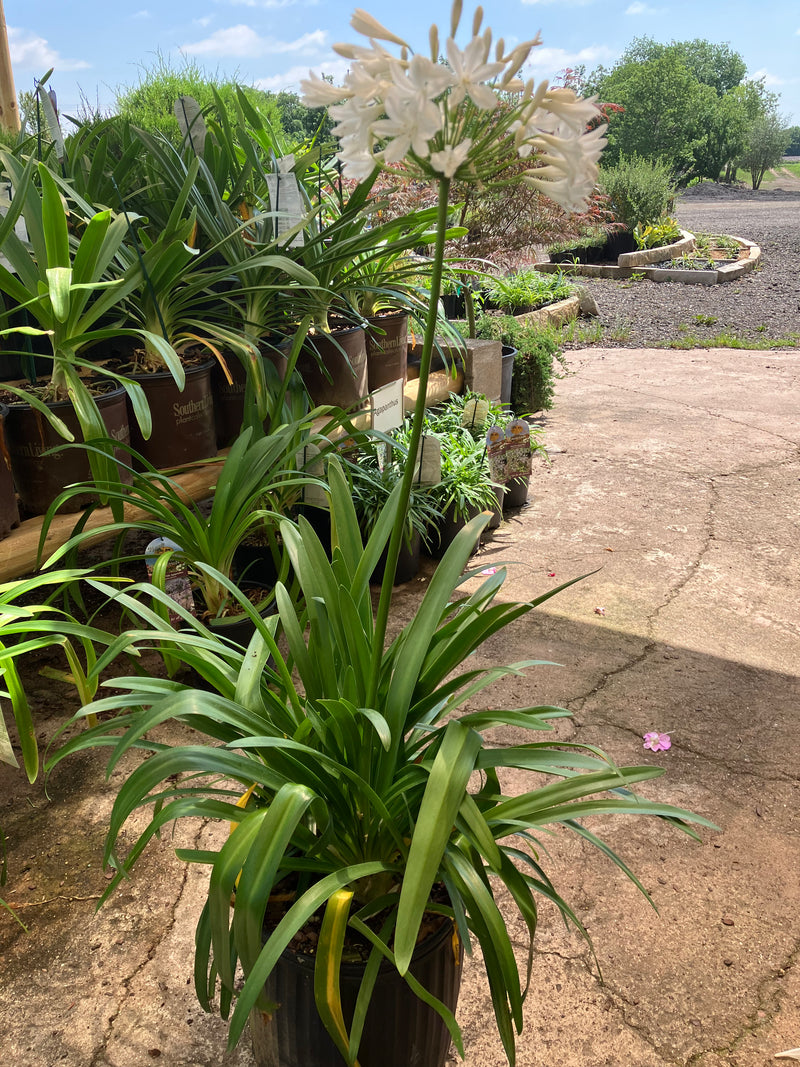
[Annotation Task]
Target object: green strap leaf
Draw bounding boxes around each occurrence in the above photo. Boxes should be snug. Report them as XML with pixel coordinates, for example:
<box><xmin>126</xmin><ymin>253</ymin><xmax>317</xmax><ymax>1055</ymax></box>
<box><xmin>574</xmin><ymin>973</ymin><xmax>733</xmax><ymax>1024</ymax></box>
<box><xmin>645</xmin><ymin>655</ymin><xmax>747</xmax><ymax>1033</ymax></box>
<box><xmin>394</xmin><ymin>720</ymin><xmax>481</xmax><ymax>973</ymax></box>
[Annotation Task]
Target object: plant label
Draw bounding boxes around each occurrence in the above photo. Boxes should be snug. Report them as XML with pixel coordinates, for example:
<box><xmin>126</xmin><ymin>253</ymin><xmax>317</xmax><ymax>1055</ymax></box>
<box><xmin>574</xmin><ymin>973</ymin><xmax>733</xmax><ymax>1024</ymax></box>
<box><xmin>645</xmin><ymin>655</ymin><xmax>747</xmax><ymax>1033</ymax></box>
<box><xmin>370</xmin><ymin>379</ymin><xmax>405</xmax><ymax>433</ymax></box>
<box><xmin>145</xmin><ymin>537</ymin><xmax>196</xmax><ymax>624</ymax></box>
<box><xmin>266</xmin><ymin>169</ymin><xmax>305</xmax><ymax>247</ymax></box>
<box><xmin>416</xmin><ymin>434</ymin><xmax>442</xmax><ymax>485</ymax></box>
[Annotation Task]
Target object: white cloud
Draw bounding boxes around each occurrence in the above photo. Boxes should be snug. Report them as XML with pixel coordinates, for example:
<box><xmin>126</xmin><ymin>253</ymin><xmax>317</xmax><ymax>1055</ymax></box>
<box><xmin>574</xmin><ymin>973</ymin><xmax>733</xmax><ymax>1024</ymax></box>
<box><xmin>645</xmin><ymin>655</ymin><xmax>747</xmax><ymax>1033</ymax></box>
<box><xmin>521</xmin><ymin>0</ymin><xmax>594</xmax><ymax>6</ymax></box>
<box><xmin>751</xmin><ymin>68</ymin><xmax>797</xmax><ymax>88</ymax></box>
<box><xmin>8</xmin><ymin>28</ymin><xmax>90</xmax><ymax>72</ymax></box>
<box><xmin>131</xmin><ymin>9</ymin><xmax>151</xmax><ymax>18</ymax></box>
<box><xmin>524</xmin><ymin>44</ymin><xmax>617</xmax><ymax>77</ymax></box>
<box><xmin>254</xmin><ymin>56</ymin><xmax>350</xmax><ymax>93</ymax></box>
<box><xmin>224</xmin><ymin>0</ymin><xmax>299</xmax><ymax>7</ymax></box>
<box><xmin>626</xmin><ymin>2</ymin><xmax>652</xmax><ymax>13</ymax></box>
<box><xmin>182</xmin><ymin>26</ymin><xmax>326</xmax><ymax>58</ymax></box>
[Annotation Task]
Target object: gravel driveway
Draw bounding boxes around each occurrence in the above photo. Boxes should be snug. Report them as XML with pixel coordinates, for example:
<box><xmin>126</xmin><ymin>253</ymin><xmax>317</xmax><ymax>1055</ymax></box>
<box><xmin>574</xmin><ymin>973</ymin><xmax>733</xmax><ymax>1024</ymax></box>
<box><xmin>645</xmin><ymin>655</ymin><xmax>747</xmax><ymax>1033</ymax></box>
<box><xmin>565</xmin><ymin>177</ymin><xmax>800</xmax><ymax>348</ymax></box>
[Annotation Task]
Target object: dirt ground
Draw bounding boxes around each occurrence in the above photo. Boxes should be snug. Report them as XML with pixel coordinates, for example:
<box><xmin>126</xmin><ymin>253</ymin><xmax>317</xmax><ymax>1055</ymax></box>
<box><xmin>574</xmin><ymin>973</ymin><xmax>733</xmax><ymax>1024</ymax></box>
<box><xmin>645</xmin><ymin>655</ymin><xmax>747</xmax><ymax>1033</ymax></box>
<box><xmin>1</xmin><ymin>340</ymin><xmax>798</xmax><ymax>1066</ymax></box>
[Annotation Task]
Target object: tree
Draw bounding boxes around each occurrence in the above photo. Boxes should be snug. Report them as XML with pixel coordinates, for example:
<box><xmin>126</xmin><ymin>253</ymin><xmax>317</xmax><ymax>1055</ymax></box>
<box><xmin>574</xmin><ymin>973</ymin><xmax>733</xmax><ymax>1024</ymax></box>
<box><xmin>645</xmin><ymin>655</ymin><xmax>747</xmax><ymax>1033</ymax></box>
<box><xmin>785</xmin><ymin>126</ymin><xmax>800</xmax><ymax>156</ymax></box>
<box><xmin>692</xmin><ymin>90</ymin><xmax>750</xmax><ymax>182</ymax></box>
<box><xmin>273</xmin><ymin>90</ymin><xmax>332</xmax><ymax>143</ymax></box>
<box><xmin>592</xmin><ymin>51</ymin><xmax>717</xmax><ymax>178</ymax></box>
<box><xmin>589</xmin><ymin>37</ymin><xmax>782</xmax><ymax>184</ymax></box>
<box><xmin>739</xmin><ymin>113</ymin><xmax>791</xmax><ymax>188</ymax></box>
<box><xmin>619</xmin><ymin>37</ymin><xmax>746</xmax><ymax>96</ymax></box>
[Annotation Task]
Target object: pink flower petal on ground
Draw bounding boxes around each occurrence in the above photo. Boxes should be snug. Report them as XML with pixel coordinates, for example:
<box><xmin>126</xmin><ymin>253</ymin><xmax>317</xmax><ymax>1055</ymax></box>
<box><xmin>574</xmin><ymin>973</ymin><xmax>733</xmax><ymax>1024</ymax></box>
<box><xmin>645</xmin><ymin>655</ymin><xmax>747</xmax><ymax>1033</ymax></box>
<box><xmin>643</xmin><ymin>731</ymin><xmax>672</xmax><ymax>752</ymax></box>
<box><xmin>548</xmin><ymin>572</ymin><xmax>556</xmax><ymax>577</ymax></box>
<box><xmin>594</xmin><ymin>606</ymin><xmax>606</xmax><ymax>616</ymax></box>
<box><xmin>480</xmin><ymin>567</ymin><xmax>498</xmax><ymax>575</ymax></box>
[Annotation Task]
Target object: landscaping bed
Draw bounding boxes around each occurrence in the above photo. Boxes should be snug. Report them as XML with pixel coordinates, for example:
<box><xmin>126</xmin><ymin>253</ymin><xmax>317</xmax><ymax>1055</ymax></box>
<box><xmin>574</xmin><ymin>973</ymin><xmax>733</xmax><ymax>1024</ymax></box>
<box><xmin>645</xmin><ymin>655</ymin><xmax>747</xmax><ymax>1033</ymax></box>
<box><xmin>556</xmin><ymin>185</ymin><xmax>800</xmax><ymax>348</ymax></box>
<box><xmin>535</xmin><ymin>230</ymin><xmax>761</xmax><ymax>285</ymax></box>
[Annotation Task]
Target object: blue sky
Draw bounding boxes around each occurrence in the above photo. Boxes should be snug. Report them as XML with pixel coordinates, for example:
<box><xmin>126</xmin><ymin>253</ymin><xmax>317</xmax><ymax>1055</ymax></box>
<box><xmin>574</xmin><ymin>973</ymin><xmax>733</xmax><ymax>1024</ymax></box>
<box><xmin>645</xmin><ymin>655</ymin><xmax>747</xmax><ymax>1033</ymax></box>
<box><xmin>7</xmin><ymin>1</ymin><xmax>800</xmax><ymax>125</ymax></box>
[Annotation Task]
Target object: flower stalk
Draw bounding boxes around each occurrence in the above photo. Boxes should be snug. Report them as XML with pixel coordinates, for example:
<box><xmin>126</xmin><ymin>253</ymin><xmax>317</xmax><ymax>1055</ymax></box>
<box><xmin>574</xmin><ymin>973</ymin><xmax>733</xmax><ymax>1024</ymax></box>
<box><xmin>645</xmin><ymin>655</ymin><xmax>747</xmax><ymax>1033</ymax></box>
<box><xmin>367</xmin><ymin>177</ymin><xmax>450</xmax><ymax>705</ymax></box>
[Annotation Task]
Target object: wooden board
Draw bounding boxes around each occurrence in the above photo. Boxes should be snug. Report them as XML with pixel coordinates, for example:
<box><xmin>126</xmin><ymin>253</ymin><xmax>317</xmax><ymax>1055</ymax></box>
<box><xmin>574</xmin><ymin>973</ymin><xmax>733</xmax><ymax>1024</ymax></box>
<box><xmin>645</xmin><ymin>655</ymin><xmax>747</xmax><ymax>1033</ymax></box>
<box><xmin>0</xmin><ymin>370</ymin><xmax>459</xmax><ymax>582</ymax></box>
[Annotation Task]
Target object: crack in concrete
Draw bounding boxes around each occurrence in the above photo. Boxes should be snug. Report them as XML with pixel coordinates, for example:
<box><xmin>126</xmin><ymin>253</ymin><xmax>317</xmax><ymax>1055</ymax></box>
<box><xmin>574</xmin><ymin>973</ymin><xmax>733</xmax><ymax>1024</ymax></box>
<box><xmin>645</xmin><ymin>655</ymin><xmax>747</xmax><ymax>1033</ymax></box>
<box><xmin>574</xmin><ymin>377</ymin><xmax>800</xmax><ymax>454</ymax></box>
<box><xmin>569</xmin><ymin>473</ymin><xmax>717</xmax><ymax>714</ymax></box>
<box><xmin>86</xmin><ymin>823</ymin><xmax>204</xmax><ymax>1067</ymax></box>
<box><xmin>684</xmin><ymin>937</ymin><xmax>800</xmax><ymax>1066</ymax></box>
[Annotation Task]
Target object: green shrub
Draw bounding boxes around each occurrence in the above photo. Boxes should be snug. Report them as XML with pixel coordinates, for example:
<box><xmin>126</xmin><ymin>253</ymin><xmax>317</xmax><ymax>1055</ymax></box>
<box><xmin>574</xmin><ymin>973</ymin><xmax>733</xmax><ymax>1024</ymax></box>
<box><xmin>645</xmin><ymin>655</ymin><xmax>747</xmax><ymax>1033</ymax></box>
<box><xmin>114</xmin><ymin>53</ymin><xmax>284</xmax><ymax>146</ymax></box>
<box><xmin>598</xmin><ymin>156</ymin><xmax>676</xmax><ymax>231</ymax></box>
<box><xmin>474</xmin><ymin>314</ymin><xmax>565</xmax><ymax>413</ymax></box>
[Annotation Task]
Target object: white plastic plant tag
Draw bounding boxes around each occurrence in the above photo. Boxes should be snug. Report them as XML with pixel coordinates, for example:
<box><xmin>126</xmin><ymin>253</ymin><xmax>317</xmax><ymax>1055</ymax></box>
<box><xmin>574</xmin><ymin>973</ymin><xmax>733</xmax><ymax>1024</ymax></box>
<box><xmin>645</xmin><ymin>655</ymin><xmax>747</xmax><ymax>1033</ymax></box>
<box><xmin>298</xmin><ymin>442</ymin><xmax>329</xmax><ymax>508</ymax></box>
<box><xmin>145</xmin><ymin>537</ymin><xmax>196</xmax><ymax>623</ymax></box>
<box><xmin>266</xmin><ymin>170</ymin><xmax>305</xmax><ymax>247</ymax></box>
<box><xmin>416</xmin><ymin>434</ymin><xmax>442</xmax><ymax>485</ymax></box>
<box><xmin>371</xmin><ymin>379</ymin><xmax>405</xmax><ymax>433</ymax></box>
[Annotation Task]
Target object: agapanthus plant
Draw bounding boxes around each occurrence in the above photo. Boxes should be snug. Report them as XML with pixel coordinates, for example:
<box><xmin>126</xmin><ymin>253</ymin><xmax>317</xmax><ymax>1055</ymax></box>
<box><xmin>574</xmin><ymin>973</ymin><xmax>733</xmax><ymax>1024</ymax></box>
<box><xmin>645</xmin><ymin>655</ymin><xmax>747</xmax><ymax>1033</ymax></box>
<box><xmin>301</xmin><ymin>2</ymin><xmax>606</xmax><ymax>694</ymax></box>
<box><xmin>301</xmin><ymin>3</ymin><xmax>605</xmax><ymax>203</ymax></box>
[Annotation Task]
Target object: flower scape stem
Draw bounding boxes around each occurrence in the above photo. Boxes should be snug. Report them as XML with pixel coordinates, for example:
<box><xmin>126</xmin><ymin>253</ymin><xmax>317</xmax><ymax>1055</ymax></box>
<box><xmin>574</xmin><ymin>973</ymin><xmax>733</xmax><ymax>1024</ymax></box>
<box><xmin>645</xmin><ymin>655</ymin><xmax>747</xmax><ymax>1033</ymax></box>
<box><xmin>367</xmin><ymin>177</ymin><xmax>451</xmax><ymax>705</ymax></box>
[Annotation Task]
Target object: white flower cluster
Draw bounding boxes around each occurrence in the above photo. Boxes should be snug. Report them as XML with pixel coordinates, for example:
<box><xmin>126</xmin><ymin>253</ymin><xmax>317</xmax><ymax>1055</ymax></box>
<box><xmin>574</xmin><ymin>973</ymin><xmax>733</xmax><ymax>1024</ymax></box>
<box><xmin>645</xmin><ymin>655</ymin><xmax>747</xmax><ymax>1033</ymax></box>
<box><xmin>301</xmin><ymin>3</ymin><xmax>606</xmax><ymax>212</ymax></box>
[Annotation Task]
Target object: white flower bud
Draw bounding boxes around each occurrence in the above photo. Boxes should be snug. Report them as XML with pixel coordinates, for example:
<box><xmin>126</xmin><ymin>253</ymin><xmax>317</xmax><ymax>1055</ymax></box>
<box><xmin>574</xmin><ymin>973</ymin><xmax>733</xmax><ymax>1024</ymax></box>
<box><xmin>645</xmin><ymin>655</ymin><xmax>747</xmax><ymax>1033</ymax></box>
<box><xmin>350</xmin><ymin>9</ymin><xmax>409</xmax><ymax>48</ymax></box>
<box><xmin>472</xmin><ymin>6</ymin><xmax>483</xmax><ymax>36</ymax></box>
<box><xmin>429</xmin><ymin>24</ymin><xmax>439</xmax><ymax>61</ymax></box>
<box><xmin>450</xmin><ymin>0</ymin><xmax>463</xmax><ymax>38</ymax></box>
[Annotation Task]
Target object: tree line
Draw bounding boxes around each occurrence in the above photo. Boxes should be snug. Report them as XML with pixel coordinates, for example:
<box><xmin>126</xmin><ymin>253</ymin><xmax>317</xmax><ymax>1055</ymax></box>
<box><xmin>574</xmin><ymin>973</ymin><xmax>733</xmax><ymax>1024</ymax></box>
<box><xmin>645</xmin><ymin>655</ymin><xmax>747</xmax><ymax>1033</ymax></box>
<box><xmin>582</xmin><ymin>36</ymin><xmax>793</xmax><ymax>189</ymax></box>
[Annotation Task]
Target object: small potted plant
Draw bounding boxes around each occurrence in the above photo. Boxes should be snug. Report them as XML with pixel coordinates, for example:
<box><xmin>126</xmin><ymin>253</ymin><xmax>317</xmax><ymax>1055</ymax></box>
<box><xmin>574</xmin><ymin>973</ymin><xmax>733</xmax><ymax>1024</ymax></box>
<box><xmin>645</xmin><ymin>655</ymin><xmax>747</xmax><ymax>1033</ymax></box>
<box><xmin>39</xmin><ymin>420</ymin><xmax>335</xmax><ymax>639</ymax></box>
<box><xmin>346</xmin><ymin>440</ymin><xmax>443</xmax><ymax>583</ymax></box>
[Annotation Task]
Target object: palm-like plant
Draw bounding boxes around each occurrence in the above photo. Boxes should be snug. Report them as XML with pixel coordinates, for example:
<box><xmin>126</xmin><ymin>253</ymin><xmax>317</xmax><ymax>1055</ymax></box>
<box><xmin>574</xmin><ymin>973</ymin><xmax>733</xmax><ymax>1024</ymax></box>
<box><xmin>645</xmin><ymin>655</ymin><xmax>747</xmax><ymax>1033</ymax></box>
<box><xmin>49</xmin><ymin>460</ymin><xmax>715</xmax><ymax>1065</ymax></box>
<box><xmin>0</xmin><ymin>152</ymin><xmax>182</xmax><ymax>488</ymax></box>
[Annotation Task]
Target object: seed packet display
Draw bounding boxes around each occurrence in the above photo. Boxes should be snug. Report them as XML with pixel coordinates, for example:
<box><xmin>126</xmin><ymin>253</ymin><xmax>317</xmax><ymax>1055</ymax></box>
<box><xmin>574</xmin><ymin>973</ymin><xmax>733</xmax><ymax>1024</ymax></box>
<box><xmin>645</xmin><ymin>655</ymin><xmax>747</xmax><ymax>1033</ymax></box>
<box><xmin>485</xmin><ymin>420</ymin><xmax>533</xmax><ymax>484</ymax></box>
<box><xmin>504</xmin><ymin>419</ymin><xmax>533</xmax><ymax>480</ymax></box>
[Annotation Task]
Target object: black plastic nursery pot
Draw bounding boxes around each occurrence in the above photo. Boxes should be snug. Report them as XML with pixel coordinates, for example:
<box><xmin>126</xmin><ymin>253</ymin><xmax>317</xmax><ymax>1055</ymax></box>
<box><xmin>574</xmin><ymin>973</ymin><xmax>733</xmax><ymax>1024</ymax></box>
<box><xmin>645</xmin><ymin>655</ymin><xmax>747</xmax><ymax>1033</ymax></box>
<box><xmin>487</xmin><ymin>484</ymin><xmax>505</xmax><ymax>530</ymax></box>
<box><xmin>440</xmin><ymin>291</ymin><xmax>466</xmax><ymax>319</ymax></box>
<box><xmin>371</xmin><ymin>528</ymin><xmax>422</xmax><ymax>585</ymax></box>
<box><xmin>406</xmin><ymin>341</ymin><xmax>465</xmax><ymax>381</ymax></box>
<box><xmin>503</xmin><ymin>476</ymin><xmax>530</xmax><ymax>509</ymax></box>
<box><xmin>200</xmin><ymin>585</ymin><xmax>278</xmax><ymax>648</ymax></box>
<box><xmin>2</xmin><ymin>383</ymin><xmax>131</xmax><ymax>516</ymax></box>
<box><xmin>365</xmin><ymin>311</ymin><xmax>408</xmax><ymax>392</ymax></box>
<box><xmin>249</xmin><ymin>915</ymin><xmax>462</xmax><ymax>1067</ymax></box>
<box><xmin>549</xmin><ymin>231</ymin><xmax>636</xmax><ymax>265</ymax></box>
<box><xmin>430</xmin><ymin>502</ymin><xmax>482</xmax><ymax>559</ymax></box>
<box><xmin>128</xmin><ymin>358</ymin><xmax>217</xmax><ymax>468</ymax></box>
<box><xmin>295</xmin><ymin>326</ymin><xmax>369</xmax><ymax>411</ymax></box>
<box><xmin>0</xmin><ymin>403</ymin><xmax>20</xmax><ymax>537</ymax></box>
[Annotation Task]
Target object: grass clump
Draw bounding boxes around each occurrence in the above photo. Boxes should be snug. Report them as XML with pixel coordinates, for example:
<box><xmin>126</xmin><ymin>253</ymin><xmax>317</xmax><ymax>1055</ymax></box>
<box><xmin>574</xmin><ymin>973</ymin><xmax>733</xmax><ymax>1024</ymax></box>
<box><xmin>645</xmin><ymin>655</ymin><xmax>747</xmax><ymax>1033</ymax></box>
<box><xmin>484</xmin><ymin>268</ymin><xmax>574</xmax><ymax>313</ymax></box>
<box><xmin>115</xmin><ymin>52</ymin><xmax>284</xmax><ymax>146</ymax></box>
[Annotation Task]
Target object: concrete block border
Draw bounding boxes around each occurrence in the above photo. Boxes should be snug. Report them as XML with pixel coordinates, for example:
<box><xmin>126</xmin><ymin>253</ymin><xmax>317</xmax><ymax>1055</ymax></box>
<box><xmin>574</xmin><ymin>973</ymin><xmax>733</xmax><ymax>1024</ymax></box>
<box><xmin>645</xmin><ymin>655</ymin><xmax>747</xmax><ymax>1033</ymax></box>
<box><xmin>534</xmin><ymin>233</ymin><xmax>762</xmax><ymax>285</ymax></box>
<box><xmin>513</xmin><ymin>295</ymin><xmax>580</xmax><ymax>328</ymax></box>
